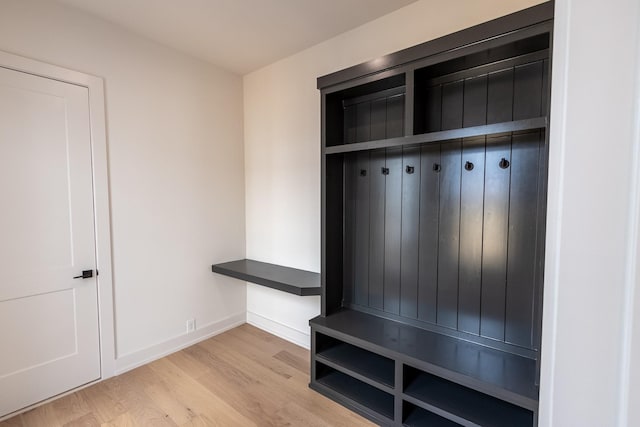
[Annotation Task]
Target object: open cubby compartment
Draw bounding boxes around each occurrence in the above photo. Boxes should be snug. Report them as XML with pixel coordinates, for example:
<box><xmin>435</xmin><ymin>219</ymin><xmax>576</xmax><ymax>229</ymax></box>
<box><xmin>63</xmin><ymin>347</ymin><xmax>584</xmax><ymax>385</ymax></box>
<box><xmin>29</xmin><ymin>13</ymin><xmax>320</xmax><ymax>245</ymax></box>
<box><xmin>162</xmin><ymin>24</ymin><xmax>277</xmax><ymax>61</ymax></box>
<box><xmin>315</xmin><ymin>332</ymin><xmax>395</xmax><ymax>388</ymax></box>
<box><xmin>314</xmin><ymin>362</ymin><xmax>395</xmax><ymax>422</ymax></box>
<box><xmin>413</xmin><ymin>31</ymin><xmax>550</xmax><ymax>135</ymax></box>
<box><xmin>403</xmin><ymin>401</ymin><xmax>462</xmax><ymax>427</ymax></box>
<box><xmin>325</xmin><ymin>73</ymin><xmax>406</xmax><ymax>147</ymax></box>
<box><xmin>404</xmin><ymin>365</ymin><xmax>534</xmax><ymax>427</ymax></box>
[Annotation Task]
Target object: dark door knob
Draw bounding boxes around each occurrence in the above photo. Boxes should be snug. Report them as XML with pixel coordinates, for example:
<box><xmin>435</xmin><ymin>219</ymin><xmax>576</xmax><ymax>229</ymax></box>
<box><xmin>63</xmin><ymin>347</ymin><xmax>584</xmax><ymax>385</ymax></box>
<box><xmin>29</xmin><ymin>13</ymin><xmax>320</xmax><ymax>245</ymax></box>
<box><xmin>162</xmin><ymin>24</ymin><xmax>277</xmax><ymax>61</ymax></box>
<box><xmin>73</xmin><ymin>270</ymin><xmax>93</xmax><ymax>279</ymax></box>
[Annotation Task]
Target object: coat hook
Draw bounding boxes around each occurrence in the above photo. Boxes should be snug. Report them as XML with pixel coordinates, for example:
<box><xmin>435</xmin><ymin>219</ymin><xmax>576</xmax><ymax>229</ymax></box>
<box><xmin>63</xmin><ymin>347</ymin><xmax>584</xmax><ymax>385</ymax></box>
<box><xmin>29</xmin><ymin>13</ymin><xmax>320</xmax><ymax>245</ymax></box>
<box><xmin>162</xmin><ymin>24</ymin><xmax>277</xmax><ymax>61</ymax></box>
<box><xmin>405</xmin><ymin>165</ymin><xmax>415</xmax><ymax>174</ymax></box>
<box><xmin>499</xmin><ymin>158</ymin><xmax>510</xmax><ymax>169</ymax></box>
<box><xmin>465</xmin><ymin>161</ymin><xmax>474</xmax><ymax>171</ymax></box>
<box><xmin>433</xmin><ymin>163</ymin><xmax>441</xmax><ymax>172</ymax></box>
<box><xmin>360</xmin><ymin>169</ymin><xmax>367</xmax><ymax>177</ymax></box>
<box><xmin>381</xmin><ymin>167</ymin><xmax>389</xmax><ymax>175</ymax></box>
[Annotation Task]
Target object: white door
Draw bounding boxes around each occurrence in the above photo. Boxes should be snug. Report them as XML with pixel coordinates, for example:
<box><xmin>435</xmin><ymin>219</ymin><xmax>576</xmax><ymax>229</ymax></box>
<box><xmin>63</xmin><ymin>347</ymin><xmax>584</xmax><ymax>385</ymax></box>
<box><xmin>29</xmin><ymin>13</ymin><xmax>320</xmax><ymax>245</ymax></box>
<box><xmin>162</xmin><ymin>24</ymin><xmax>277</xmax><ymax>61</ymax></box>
<box><xmin>0</xmin><ymin>65</ymin><xmax>100</xmax><ymax>417</ymax></box>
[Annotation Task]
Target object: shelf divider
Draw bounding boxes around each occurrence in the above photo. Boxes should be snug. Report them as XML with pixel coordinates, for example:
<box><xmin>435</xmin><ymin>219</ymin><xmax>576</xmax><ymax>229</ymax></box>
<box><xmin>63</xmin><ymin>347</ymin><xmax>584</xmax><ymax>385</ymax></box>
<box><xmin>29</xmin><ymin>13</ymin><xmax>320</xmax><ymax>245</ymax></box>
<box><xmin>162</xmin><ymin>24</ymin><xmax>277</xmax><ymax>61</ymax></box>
<box><xmin>324</xmin><ymin>117</ymin><xmax>547</xmax><ymax>154</ymax></box>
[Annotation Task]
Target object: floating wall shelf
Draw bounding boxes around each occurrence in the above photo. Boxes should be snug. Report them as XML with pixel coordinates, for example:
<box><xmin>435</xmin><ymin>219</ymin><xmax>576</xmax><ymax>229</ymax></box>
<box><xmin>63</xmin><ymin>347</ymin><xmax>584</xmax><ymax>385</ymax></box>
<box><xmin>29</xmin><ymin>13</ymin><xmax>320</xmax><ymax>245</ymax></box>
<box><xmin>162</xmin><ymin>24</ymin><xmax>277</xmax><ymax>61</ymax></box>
<box><xmin>211</xmin><ymin>259</ymin><xmax>321</xmax><ymax>296</ymax></box>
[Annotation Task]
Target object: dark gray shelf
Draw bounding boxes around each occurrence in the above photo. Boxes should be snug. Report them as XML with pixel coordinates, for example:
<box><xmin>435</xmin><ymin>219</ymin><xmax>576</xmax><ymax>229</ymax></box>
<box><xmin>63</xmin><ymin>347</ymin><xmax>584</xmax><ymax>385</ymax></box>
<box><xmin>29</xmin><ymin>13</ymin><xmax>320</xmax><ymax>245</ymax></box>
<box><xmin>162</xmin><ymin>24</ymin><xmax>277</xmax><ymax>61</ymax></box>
<box><xmin>310</xmin><ymin>309</ymin><xmax>538</xmax><ymax>409</ymax></box>
<box><xmin>316</xmin><ymin>334</ymin><xmax>395</xmax><ymax>388</ymax></box>
<box><xmin>404</xmin><ymin>368</ymin><xmax>533</xmax><ymax>427</ymax></box>
<box><xmin>315</xmin><ymin>365</ymin><xmax>394</xmax><ymax>420</ymax></box>
<box><xmin>403</xmin><ymin>404</ymin><xmax>462</xmax><ymax>427</ymax></box>
<box><xmin>211</xmin><ymin>259</ymin><xmax>320</xmax><ymax>296</ymax></box>
<box><xmin>324</xmin><ymin>117</ymin><xmax>547</xmax><ymax>154</ymax></box>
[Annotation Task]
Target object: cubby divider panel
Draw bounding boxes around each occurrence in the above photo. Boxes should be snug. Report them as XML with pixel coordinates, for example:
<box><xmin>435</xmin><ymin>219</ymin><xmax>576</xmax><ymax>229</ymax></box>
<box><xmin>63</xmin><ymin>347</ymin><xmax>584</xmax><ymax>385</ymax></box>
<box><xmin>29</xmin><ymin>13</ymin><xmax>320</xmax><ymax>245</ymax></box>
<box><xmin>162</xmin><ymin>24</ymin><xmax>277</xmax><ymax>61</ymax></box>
<box><xmin>315</xmin><ymin>362</ymin><xmax>394</xmax><ymax>420</ymax></box>
<box><xmin>404</xmin><ymin>366</ymin><xmax>534</xmax><ymax>427</ymax></box>
<box><xmin>316</xmin><ymin>332</ymin><xmax>395</xmax><ymax>388</ymax></box>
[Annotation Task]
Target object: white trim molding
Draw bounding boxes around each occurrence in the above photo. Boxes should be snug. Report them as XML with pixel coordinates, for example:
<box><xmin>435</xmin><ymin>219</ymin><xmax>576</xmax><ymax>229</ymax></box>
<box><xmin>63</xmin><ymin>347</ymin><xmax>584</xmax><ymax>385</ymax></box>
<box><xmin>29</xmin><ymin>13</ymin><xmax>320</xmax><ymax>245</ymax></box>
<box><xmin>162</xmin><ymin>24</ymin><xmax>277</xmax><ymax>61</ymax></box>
<box><xmin>619</xmin><ymin>6</ymin><xmax>640</xmax><ymax>424</ymax></box>
<box><xmin>540</xmin><ymin>1</ymin><xmax>640</xmax><ymax>425</ymax></box>
<box><xmin>247</xmin><ymin>311</ymin><xmax>310</xmax><ymax>349</ymax></box>
<box><xmin>114</xmin><ymin>312</ymin><xmax>246</xmax><ymax>375</ymax></box>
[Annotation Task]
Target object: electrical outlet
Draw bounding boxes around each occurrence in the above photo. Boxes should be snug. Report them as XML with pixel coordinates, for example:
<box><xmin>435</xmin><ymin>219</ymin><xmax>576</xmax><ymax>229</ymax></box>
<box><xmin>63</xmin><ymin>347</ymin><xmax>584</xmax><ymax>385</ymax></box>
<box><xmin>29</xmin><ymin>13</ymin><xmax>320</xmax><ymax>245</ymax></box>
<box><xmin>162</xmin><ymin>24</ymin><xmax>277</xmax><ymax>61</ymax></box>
<box><xmin>186</xmin><ymin>318</ymin><xmax>195</xmax><ymax>333</ymax></box>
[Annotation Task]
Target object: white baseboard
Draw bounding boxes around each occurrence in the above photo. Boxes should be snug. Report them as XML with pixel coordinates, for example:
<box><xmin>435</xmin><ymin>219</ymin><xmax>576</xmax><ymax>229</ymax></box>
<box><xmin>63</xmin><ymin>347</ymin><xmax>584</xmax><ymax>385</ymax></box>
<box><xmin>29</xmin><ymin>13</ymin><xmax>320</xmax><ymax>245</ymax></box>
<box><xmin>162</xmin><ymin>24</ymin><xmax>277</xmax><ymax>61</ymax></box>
<box><xmin>246</xmin><ymin>311</ymin><xmax>310</xmax><ymax>349</ymax></box>
<box><xmin>114</xmin><ymin>312</ymin><xmax>246</xmax><ymax>375</ymax></box>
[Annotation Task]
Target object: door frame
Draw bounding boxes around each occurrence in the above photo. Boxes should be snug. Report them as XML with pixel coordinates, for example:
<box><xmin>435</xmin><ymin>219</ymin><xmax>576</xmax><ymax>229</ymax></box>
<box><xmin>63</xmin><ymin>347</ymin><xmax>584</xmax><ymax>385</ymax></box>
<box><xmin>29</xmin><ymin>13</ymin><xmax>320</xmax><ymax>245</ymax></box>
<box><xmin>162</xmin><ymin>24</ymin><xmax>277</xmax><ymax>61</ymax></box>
<box><xmin>0</xmin><ymin>50</ymin><xmax>115</xmax><ymax>380</ymax></box>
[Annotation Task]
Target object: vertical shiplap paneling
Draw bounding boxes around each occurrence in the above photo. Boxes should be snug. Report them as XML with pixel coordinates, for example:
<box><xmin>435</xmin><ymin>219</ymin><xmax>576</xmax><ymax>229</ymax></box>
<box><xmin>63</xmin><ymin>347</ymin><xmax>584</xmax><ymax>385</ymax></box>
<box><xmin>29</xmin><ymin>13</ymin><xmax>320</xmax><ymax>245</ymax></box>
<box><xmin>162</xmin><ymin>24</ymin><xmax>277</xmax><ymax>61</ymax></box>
<box><xmin>353</xmin><ymin>151</ymin><xmax>371</xmax><ymax>307</ymax></box>
<box><xmin>457</xmin><ymin>74</ymin><xmax>488</xmax><ymax>334</ymax></box>
<box><xmin>541</xmin><ymin>59</ymin><xmax>550</xmax><ymax>116</ymax></box>
<box><xmin>325</xmin><ymin>153</ymin><xmax>346</xmax><ymax>314</ymax></box>
<box><xmin>368</xmin><ymin>149</ymin><xmax>386</xmax><ymax>310</ymax></box>
<box><xmin>533</xmin><ymin>133</ymin><xmax>549</xmax><ymax>350</ymax></box>
<box><xmin>384</xmin><ymin>148</ymin><xmax>402</xmax><ymax>315</ymax></box>
<box><xmin>436</xmin><ymin>78</ymin><xmax>463</xmax><ymax>329</ymax></box>
<box><xmin>386</xmin><ymin>94</ymin><xmax>405</xmax><ymax>138</ymax></box>
<box><xmin>463</xmin><ymin>75</ymin><xmax>488</xmax><ymax>127</ymax></box>
<box><xmin>505</xmin><ymin>131</ymin><xmax>541</xmax><ymax>347</ymax></box>
<box><xmin>344</xmin><ymin>104</ymin><xmax>357</xmax><ymax>144</ymax></box>
<box><xmin>418</xmin><ymin>144</ymin><xmax>441</xmax><ymax>323</ymax></box>
<box><xmin>437</xmin><ymin>140</ymin><xmax>462</xmax><ymax>329</ymax></box>
<box><xmin>356</xmin><ymin>102</ymin><xmax>371</xmax><ymax>142</ymax></box>
<box><xmin>338</xmin><ymin>50</ymin><xmax>548</xmax><ymax>349</ymax></box>
<box><xmin>400</xmin><ymin>146</ymin><xmax>421</xmax><ymax>319</ymax></box>
<box><xmin>504</xmin><ymin>59</ymin><xmax>543</xmax><ymax>346</ymax></box>
<box><xmin>513</xmin><ymin>61</ymin><xmax>543</xmax><ymax>120</ymax></box>
<box><xmin>425</xmin><ymin>85</ymin><xmax>442</xmax><ymax>132</ymax></box>
<box><xmin>370</xmin><ymin>98</ymin><xmax>387</xmax><ymax>141</ymax></box>
<box><xmin>343</xmin><ymin>153</ymin><xmax>356</xmax><ymax>306</ymax></box>
<box><xmin>481</xmin><ymin>135</ymin><xmax>512</xmax><ymax>341</ymax></box>
<box><xmin>441</xmin><ymin>80</ymin><xmax>464</xmax><ymax>130</ymax></box>
<box><xmin>458</xmin><ymin>136</ymin><xmax>486</xmax><ymax>335</ymax></box>
<box><xmin>487</xmin><ymin>68</ymin><xmax>514</xmax><ymax>124</ymax></box>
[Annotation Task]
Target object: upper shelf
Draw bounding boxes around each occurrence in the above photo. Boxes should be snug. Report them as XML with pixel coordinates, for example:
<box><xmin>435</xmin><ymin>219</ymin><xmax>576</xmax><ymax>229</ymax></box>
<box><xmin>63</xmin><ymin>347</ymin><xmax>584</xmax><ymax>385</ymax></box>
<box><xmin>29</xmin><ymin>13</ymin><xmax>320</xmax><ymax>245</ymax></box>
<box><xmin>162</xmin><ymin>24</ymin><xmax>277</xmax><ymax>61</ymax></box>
<box><xmin>211</xmin><ymin>259</ymin><xmax>321</xmax><ymax>296</ymax></box>
<box><xmin>324</xmin><ymin>117</ymin><xmax>547</xmax><ymax>155</ymax></box>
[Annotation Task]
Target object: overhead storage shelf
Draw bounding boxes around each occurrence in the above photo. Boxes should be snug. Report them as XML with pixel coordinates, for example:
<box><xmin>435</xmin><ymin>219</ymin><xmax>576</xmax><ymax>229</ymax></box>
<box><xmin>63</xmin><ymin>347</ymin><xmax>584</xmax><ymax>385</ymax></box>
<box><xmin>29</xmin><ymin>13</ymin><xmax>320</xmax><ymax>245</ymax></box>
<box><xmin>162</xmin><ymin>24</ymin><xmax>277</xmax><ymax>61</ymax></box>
<box><xmin>324</xmin><ymin>117</ymin><xmax>547</xmax><ymax>154</ymax></box>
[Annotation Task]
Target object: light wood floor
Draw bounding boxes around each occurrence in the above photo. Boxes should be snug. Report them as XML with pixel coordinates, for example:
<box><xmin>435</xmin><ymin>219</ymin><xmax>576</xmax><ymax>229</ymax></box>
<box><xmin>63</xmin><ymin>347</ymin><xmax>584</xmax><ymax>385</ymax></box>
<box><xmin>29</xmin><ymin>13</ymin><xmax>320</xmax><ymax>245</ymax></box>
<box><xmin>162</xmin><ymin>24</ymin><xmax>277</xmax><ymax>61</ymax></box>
<box><xmin>1</xmin><ymin>324</ymin><xmax>373</xmax><ymax>427</ymax></box>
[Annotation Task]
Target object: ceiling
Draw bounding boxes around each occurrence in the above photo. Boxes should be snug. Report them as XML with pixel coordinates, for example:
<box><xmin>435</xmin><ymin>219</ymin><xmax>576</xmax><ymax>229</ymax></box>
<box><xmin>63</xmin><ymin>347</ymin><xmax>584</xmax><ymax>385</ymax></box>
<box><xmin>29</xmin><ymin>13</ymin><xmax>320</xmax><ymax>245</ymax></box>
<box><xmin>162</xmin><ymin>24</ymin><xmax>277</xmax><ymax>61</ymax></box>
<box><xmin>57</xmin><ymin>0</ymin><xmax>419</xmax><ymax>75</ymax></box>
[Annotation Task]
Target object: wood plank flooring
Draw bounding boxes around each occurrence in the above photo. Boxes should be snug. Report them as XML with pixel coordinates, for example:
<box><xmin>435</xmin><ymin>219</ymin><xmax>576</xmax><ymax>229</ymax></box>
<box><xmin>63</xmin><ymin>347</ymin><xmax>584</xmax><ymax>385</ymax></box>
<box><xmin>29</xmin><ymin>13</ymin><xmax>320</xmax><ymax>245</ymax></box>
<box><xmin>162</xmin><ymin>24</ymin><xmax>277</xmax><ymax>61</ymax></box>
<box><xmin>1</xmin><ymin>325</ymin><xmax>374</xmax><ymax>426</ymax></box>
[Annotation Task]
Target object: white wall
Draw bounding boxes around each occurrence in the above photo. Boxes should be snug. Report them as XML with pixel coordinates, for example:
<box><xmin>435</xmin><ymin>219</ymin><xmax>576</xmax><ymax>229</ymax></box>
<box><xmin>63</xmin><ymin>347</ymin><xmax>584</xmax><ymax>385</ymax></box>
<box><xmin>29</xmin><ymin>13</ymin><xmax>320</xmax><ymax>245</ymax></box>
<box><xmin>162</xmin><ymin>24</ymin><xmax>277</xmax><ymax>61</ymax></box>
<box><xmin>541</xmin><ymin>0</ymin><xmax>640</xmax><ymax>426</ymax></box>
<box><xmin>243</xmin><ymin>0</ymin><xmax>545</xmax><ymax>347</ymax></box>
<box><xmin>0</xmin><ymin>0</ymin><xmax>247</xmax><ymax>373</ymax></box>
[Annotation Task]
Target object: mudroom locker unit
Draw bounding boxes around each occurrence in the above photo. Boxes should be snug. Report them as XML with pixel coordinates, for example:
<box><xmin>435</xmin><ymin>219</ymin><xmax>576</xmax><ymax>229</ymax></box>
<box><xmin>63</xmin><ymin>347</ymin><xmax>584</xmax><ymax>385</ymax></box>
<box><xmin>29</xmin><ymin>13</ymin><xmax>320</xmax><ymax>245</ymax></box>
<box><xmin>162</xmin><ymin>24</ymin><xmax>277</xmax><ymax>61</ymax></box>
<box><xmin>309</xmin><ymin>3</ymin><xmax>553</xmax><ymax>426</ymax></box>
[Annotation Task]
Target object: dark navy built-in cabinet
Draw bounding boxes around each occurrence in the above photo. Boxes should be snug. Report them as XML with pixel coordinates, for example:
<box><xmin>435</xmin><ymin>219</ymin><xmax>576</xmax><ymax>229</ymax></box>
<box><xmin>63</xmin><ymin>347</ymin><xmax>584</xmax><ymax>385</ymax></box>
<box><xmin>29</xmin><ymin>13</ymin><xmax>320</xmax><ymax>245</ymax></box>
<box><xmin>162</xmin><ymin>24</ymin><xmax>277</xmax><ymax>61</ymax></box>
<box><xmin>310</xmin><ymin>3</ymin><xmax>553</xmax><ymax>426</ymax></box>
